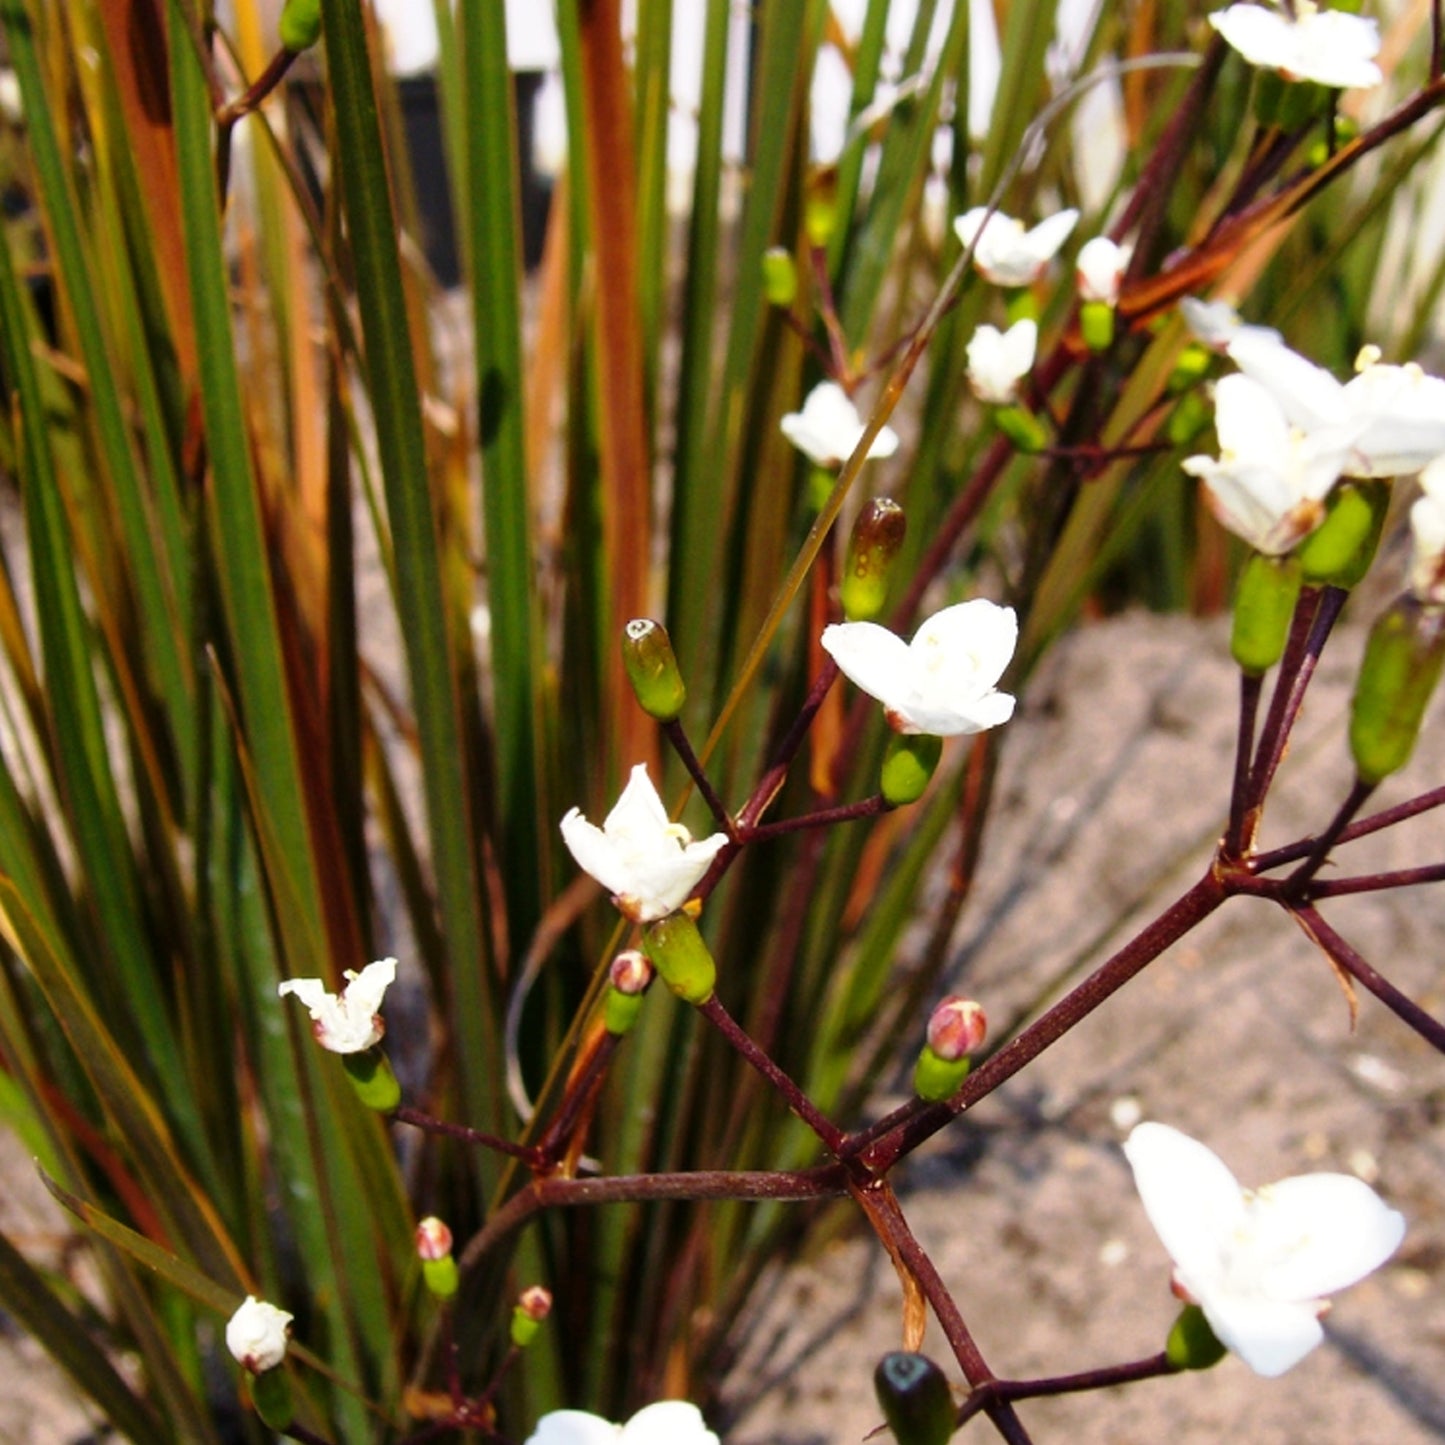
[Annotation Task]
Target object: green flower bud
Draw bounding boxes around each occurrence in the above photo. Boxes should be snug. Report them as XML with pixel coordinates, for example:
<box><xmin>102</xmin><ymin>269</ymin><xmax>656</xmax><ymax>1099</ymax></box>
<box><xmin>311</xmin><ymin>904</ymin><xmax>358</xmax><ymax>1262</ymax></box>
<box><xmin>510</xmin><ymin>1286</ymin><xmax>552</xmax><ymax>1348</ymax></box>
<box><xmin>1231</xmin><ymin>552</ymin><xmax>1302</xmax><ymax>675</ymax></box>
<box><xmin>761</xmin><ymin>246</ymin><xmax>797</xmax><ymax>307</ymax></box>
<box><xmin>341</xmin><ymin>1048</ymin><xmax>402</xmax><ymax>1112</ymax></box>
<box><xmin>642</xmin><ymin>911</ymin><xmax>717</xmax><ymax>1005</ymax></box>
<box><xmin>423</xmin><ymin>1255</ymin><xmax>459</xmax><ymax>1298</ymax></box>
<box><xmin>416</xmin><ymin>1218</ymin><xmax>458</xmax><ymax>1298</ymax></box>
<box><xmin>622</xmin><ymin>618</ymin><xmax>687</xmax><ymax>722</ymax></box>
<box><xmin>250</xmin><ymin>1366</ymin><xmax>295</xmax><ymax>1431</ymax></box>
<box><xmin>873</xmin><ymin>1352</ymin><xmax>955</xmax><ymax>1445</ymax></box>
<box><xmin>1166</xmin><ymin>1304</ymin><xmax>1227</xmax><ymax>1372</ymax></box>
<box><xmin>1297</xmin><ymin>480</ymin><xmax>1388</xmax><ymax>589</ymax></box>
<box><xmin>1349</xmin><ymin>594</ymin><xmax>1445</xmax><ymax>785</ymax></box>
<box><xmin>279</xmin><ymin>0</ymin><xmax>323</xmax><ymax>52</ymax></box>
<box><xmin>880</xmin><ymin>732</ymin><xmax>942</xmax><ymax>806</ymax></box>
<box><xmin>1080</xmin><ymin>299</ymin><xmax>1115</xmax><ymax>352</ymax></box>
<box><xmin>805</xmin><ymin>168</ymin><xmax>838</xmax><ymax>247</ymax></box>
<box><xmin>841</xmin><ymin>498</ymin><xmax>907</xmax><ymax>622</ymax></box>
<box><xmin>913</xmin><ymin>1045</ymin><xmax>971</xmax><ymax>1102</ymax></box>
<box><xmin>994</xmin><ymin>404</ymin><xmax>1047</xmax><ymax>453</ymax></box>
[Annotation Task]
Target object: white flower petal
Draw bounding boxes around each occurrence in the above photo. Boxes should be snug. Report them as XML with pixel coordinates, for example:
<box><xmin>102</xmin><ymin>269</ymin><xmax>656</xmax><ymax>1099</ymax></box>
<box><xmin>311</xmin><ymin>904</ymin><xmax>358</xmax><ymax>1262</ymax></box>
<box><xmin>780</xmin><ymin>381</ymin><xmax>899</xmax><ymax>466</ymax></box>
<box><xmin>1209</xmin><ymin>3</ymin><xmax>1381</xmax><ymax>89</ymax></box>
<box><xmin>1201</xmin><ymin>1289</ymin><xmax>1325</xmax><ymax>1378</ymax></box>
<box><xmin>526</xmin><ymin>1411</ymin><xmax>623</xmax><ymax>1445</ymax></box>
<box><xmin>821</xmin><ymin>621</ymin><xmax>915</xmax><ymax>704</ymax></box>
<box><xmin>953</xmin><ymin>207</ymin><xmax>1078</xmax><ymax>286</ymax></box>
<box><xmin>966</xmin><ymin>321</ymin><xmax>1036</xmax><ymax>404</ymax></box>
<box><xmin>226</xmin><ymin>1296</ymin><xmax>292</xmax><ymax>1373</ymax></box>
<box><xmin>620</xmin><ymin>1402</ymin><xmax>720</xmax><ymax>1444</ymax></box>
<box><xmin>1076</xmin><ymin>236</ymin><xmax>1130</xmax><ymax>305</ymax></box>
<box><xmin>277</xmin><ymin>958</ymin><xmax>396</xmax><ymax>1053</ymax></box>
<box><xmin>1124</xmin><ymin>1123</ymin><xmax>1247</xmax><ymax>1290</ymax></box>
<box><xmin>1227</xmin><ymin>330</ymin><xmax>1344</xmax><ymax>433</ymax></box>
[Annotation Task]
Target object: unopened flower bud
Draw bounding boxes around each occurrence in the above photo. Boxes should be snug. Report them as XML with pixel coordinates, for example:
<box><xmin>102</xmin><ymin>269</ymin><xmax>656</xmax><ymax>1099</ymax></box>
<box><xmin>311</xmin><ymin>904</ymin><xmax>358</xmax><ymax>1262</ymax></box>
<box><xmin>642</xmin><ymin>911</ymin><xmax>717</xmax><ymax>1005</ymax></box>
<box><xmin>510</xmin><ymin>1286</ymin><xmax>553</xmax><ymax>1348</ymax></box>
<box><xmin>873</xmin><ymin>1351</ymin><xmax>955</xmax><ymax>1445</ymax></box>
<box><xmin>841</xmin><ymin>498</ymin><xmax>907</xmax><ymax>622</ymax></box>
<box><xmin>226</xmin><ymin>1296</ymin><xmax>292</xmax><ymax>1375</ymax></box>
<box><xmin>1349</xmin><ymin>593</ymin><xmax>1445</xmax><ymax>785</ymax></box>
<box><xmin>604</xmin><ymin>950</ymin><xmax>656</xmax><ymax>1034</ymax></box>
<box><xmin>279</xmin><ymin>0</ymin><xmax>322</xmax><ymax>51</ymax></box>
<box><xmin>341</xmin><ymin>1047</ymin><xmax>402</xmax><ymax>1112</ymax></box>
<box><xmin>805</xmin><ymin>167</ymin><xmax>838</xmax><ymax>247</ymax></box>
<box><xmin>415</xmin><ymin>1216</ymin><xmax>454</xmax><ymax>1261</ymax></box>
<box><xmin>1297</xmin><ymin>480</ymin><xmax>1388</xmax><ymax>589</ymax></box>
<box><xmin>622</xmin><ymin>619</ymin><xmax>687</xmax><ymax>722</ymax></box>
<box><xmin>761</xmin><ymin>246</ymin><xmax>797</xmax><ymax>307</ymax></box>
<box><xmin>1230</xmin><ymin>552</ymin><xmax>1302</xmax><ymax>676</ymax></box>
<box><xmin>880</xmin><ymin>732</ymin><xmax>942</xmax><ymax>806</ymax></box>
<box><xmin>416</xmin><ymin>1215</ymin><xmax>459</xmax><ymax>1298</ymax></box>
<box><xmin>1165</xmin><ymin>1303</ymin><xmax>1228</xmax><ymax>1372</ymax></box>
<box><xmin>925</xmin><ymin>996</ymin><xmax>987</xmax><ymax>1060</ymax></box>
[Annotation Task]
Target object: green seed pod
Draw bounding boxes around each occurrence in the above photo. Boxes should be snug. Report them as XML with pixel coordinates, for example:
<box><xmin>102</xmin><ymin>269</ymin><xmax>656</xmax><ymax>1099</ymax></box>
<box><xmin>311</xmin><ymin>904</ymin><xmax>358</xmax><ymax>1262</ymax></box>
<box><xmin>1166</xmin><ymin>1304</ymin><xmax>1227</xmax><ymax>1372</ymax></box>
<box><xmin>642</xmin><ymin>911</ymin><xmax>717</xmax><ymax>1005</ymax></box>
<box><xmin>880</xmin><ymin>732</ymin><xmax>942</xmax><ymax>807</ymax></box>
<box><xmin>250</xmin><ymin>1366</ymin><xmax>295</xmax><ymax>1431</ymax></box>
<box><xmin>873</xmin><ymin>1352</ymin><xmax>955</xmax><ymax>1445</ymax></box>
<box><xmin>761</xmin><ymin>246</ymin><xmax>797</xmax><ymax>307</ymax></box>
<box><xmin>279</xmin><ymin>0</ymin><xmax>323</xmax><ymax>52</ymax></box>
<box><xmin>423</xmin><ymin>1256</ymin><xmax>459</xmax><ymax>1299</ymax></box>
<box><xmin>341</xmin><ymin>1048</ymin><xmax>402</xmax><ymax>1112</ymax></box>
<box><xmin>912</xmin><ymin>1044</ymin><xmax>971</xmax><ymax>1103</ymax></box>
<box><xmin>1230</xmin><ymin>552</ymin><xmax>1303</xmax><ymax>676</ymax></box>
<box><xmin>1080</xmin><ymin>299</ymin><xmax>1115</xmax><ymax>352</ymax></box>
<box><xmin>621</xmin><ymin>618</ymin><xmax>687</xmax><ymax>722</ymax></box>
<box><xmin>1297</xmin><ymin>480</ymin><xmax>1388</xmax><ymax>589</ymax></box>
<box><xmin>1165</xmin><ymin>389</ymin><xmax>1211</xmax><ymax>447</ymax></box>
<box><xmin>1166</xmin><ymin>344</ymin><xmax>1211</xmax><ymax>397</ymax></box>
<box><xmin>841</xmin><ymin>498</ymin><xmax>906</xmax><ymax>622</ymax></box>
<box><xmin>1349</xmin><ymin>594</ymin><xmax>1445</xmax><ymax>785</ymax></box>
<box><xmin>994</xmin><ymin>404</ymin><xmax>1046</xmax><ymax>453</ymax></box>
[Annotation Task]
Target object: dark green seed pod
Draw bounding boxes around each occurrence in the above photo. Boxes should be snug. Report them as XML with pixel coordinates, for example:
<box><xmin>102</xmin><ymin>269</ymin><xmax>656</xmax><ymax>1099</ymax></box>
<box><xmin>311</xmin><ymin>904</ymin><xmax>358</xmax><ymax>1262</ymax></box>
<box><xmin>642</xmin><ymin>911</ymin><xmax>717</xmax><ymax>1005</ymax></box>
<box><xmin>341</xmin><ymin>1047</ymin><xmax>402</xmax><ymax>1112</ymax></box>
<box><xmin>873</xmin><ymin>1352</ymin><xmax>955</xmax><ymax>1445</ymax></box>
<box><xmin>881</xmin><ymin>732</ymin><xmax>942</xmax><ymax>806</ymax></box>
<box><xmin>1166</xmin><ymin>1304</ymin><xmax>1227</xmax><ymax>1372</ymax></box>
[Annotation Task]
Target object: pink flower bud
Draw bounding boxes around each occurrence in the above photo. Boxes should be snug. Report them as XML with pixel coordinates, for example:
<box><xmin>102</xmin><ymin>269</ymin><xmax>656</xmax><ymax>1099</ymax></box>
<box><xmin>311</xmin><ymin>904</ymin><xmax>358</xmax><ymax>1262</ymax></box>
<box><xmin>609</xmin><ymin>949</ymin><xmax>655</xmax><ymax>996</ymax></box>
<box><xmin>415</xmin><ymin>1216</ymin><xmax>454</xmax><ymax>1262</ymax></box>
<box><xmin>926</xmin><ymin>997</ymin><xmax>986</xmax><ymax>1061</ymax></box>
<box><xmin>517</xmin><ymin>1285</ymin><xmax>553</xmax><ymax>1323</ymax></box>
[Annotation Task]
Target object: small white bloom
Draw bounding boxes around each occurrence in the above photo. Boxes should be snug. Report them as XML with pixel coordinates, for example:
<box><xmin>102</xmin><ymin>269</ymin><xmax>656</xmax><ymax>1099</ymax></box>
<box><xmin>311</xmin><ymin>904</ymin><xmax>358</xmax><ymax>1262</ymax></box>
<box><xmin>1182</xmin><ymin>373</ymin><xmax>1350</xmax><ymax>554</ymax></box>
<box><xmin>560</xmin><ymin>765</ymin><xmax>728</xmax><ymax>923</ymax></box>
<box><xmin>966</xmin><ymin>320</ymin><xmax>1037</xmax><ymax>405</ymax></box>
<box><xmin>780</xmin><ymin>381</ymin><xmax>900</xmax><ymax>468</ymax></box>
<box><xmin>1075</xmin><ymin>236</ymin><xmax>1131</xmax><ymax>306</ymax></box>
<box><xmin>1125</xmin><ymin>1122</ymin><xmax>1405</xmax><ymax>1377</ymax></box>
<box><xmin>225</xmin><ymin>1296</ymin><xmax>292</xmax><ymax>1374</ymax></box>
<box><xmin>1410</xmin><ymin>454</ymin><xmax>1445</xmax><ymax>604</ymax></box>
<box><xmin>278</xmin><ymin>957</ymin><xmax>397</xmax><ymax>1054</ymax></box>
<box><xmin>953</xmin><ymin>206</ymin><xmax>1079</xmax><ymax>288</ymax></box>
<box><xmin>526</xmin><ymin>1402</ymin><xmax>720</xmax><ymax>1445</ymax></box>
<box><xmin>821</xmin><ymin>599</ymin><xmax>1018</xmax><ymax>737</ymax></box>
<box><xmin>1209</xmin><ymin>2</ymin><xmax>1382</xmax><ymax>89</ymax></box>
<box><xmin>1178</xmin><ymin>297</ymin><xmax>1282</xmax><ymax>354</ymax></box>
<box><xmin>1228</xmin><ymin>331</ymin><xmax>1445</xmax><ymax>479</ymax></box>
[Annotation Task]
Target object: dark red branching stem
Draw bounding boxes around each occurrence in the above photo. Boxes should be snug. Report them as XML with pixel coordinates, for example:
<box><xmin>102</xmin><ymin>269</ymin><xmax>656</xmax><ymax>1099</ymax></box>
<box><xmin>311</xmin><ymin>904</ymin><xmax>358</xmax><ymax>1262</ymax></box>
<box><xmin>664</xmin><ymin>718</ymin><xmax>738</xmax><ymax>839</ymax></box>
<box><xmin>215</xmin><ymin>47</ymin><xmax>302</xmax><ymax>207</ymax></box>
<box><xmin>1306</xmin><ymin>862</ymin><xmax>1445</xmax><ymax>897</ymax></box>
<box><xmin>738</xmin><ymin>793</ymin><xmax>890</xmax><ymax>842</ymax></box>
<box><xmin>533</xmin><ymin>1030</ymin><xmax>624</xmax><ymax>1166</ymax></box>
<box><xmin>392</xmin><ymin>1107</ymin><xmax>542</xmax><ymax>1167</ymax></box>
<box><xmin>1290</xmin><ymin>905</ymin><xmax>1445</xmax><ymax>1053</ymax></box>
<box><xmin>1251</xmin><ymin>783</ymin><xmax>1445</xmax><ymax>872</ymax></box>
<box><xmin>1283</xmin><ymin>776</ymin><xmax>1375</xmax><ymax>895</ymax></box>
<box><xmin>954</xmin><ymin>1353</ymin><xmax>1178</xmax><ymax>1427</ymax></box>
<box><xmin>698</xmin><ymin>995</ymin><xmax>851</xmax><ymax>1158</ymax></box>
<box><xmin>1223</xmin><ymin>670</ymin><xmax>1264</xmax><ymax>859</ymax></box>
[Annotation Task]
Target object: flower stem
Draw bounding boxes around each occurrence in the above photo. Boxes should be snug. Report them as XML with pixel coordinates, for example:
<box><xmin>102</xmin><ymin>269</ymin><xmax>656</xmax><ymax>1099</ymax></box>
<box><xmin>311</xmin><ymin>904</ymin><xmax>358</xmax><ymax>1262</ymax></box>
<box><xmin>1251</xmin><ymin>782</ymin><xmax>1445</xmax><ymax>872</ymax></box>
<box><xmin>391</xmin><ymin>1107</ymin><xmax>542</xmax><ymax>1166</ymax></box>
<box><xmin>738</xmin><ymin>792</ymin><xmax>890</xmax><ymax>842</ymax></box>
<box><xmin>1282</xmin><ymin>776</ymin><xmax>1375</xmax><ymax>895</ymax></box>
<box><xmin>663</xmin><ymin>717</ymin><xmax>738</xmax><ymax>838</ymax></box>
<box><xmin>955</xmin><ymin>1353</ymin><xmax>1177</xmax><ymax>1426</ymax></box>
<box><xmin>1223</xmin><ymin>669</ymin><xmax>1264</xmax><ymax>859</ymax></box>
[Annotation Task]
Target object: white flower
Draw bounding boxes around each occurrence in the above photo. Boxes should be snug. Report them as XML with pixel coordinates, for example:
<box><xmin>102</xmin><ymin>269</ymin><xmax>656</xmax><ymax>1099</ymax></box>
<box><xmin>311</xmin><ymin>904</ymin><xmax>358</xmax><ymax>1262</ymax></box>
<box><xmin>1075</xmin><ymin>236</ymin><xmax>1132</xmax><ymax>306</ymax></box>
<box><xmin>1209</xmin><ymin>2</ymin><xmax>1382</xmax><ymax>89</ymax></box>
<box><xmin>226</xmin><ymin>1296</ymin><xmax>293</xmax><ymax>1374</ymax></box>
<box><xmin>1410</xmin><ymin>454</ymin><xmax>1445</xmax><ymax>604</ymax></box>
<box><xmin>821</xmin><ymin>599</ymin><xmax>1018</xmax><ymax>736</ymax></box>
<box><xmin>1181</xmin><ymin>373</ymin><xmax>1350</xmax><ymax>554</ymax></box>
<box><xmin>966</xmin><ymin>320</ymin><xmax>1037</xmax><ymax>405</ymax></box>
<box><xmin>953</xmin><ymin>207</ymin><xmax>1079</xmax><ymax>287</ymax></box>
<box><xmin>780</xmin><ymin>381</ymin><xmax>900</xmax><ymax>467</ymax></box>
<box><xmin>278</xmin><ymin>957</ymin><xmax>397</xmax><ymax>1054</ymax></box>
<box><xmin>1125</xmin><ymin>1122</ymin><xmax>1405</xmax><ymax>1377</ymax></box>
<box><xmin>1228</xmin><ymin>331</ymin><xmax>1445</xmax><ymax>479</ymax></box>
<box><xmin>526</xmin><ymin>1402</ymin><xmax>720</xmax><ymax>1445</ymax></box>
<box><xmin>560</xmin><ymin>765</ymin><xmax>728</xmax><ymax>923</ymax></box>
<box><xmin>1178</xmin><ymin>297</ymin><xmax>1282</xmax><ymax>354</ymax></box>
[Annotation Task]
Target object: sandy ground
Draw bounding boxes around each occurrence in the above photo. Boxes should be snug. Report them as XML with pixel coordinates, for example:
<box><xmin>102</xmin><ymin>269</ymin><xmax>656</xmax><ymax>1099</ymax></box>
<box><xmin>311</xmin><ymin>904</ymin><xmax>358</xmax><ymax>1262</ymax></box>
<box><xmin>2</xmin><ymin>610</ymin><xmax>1442</xmax><ymax>1443</ymax></box>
